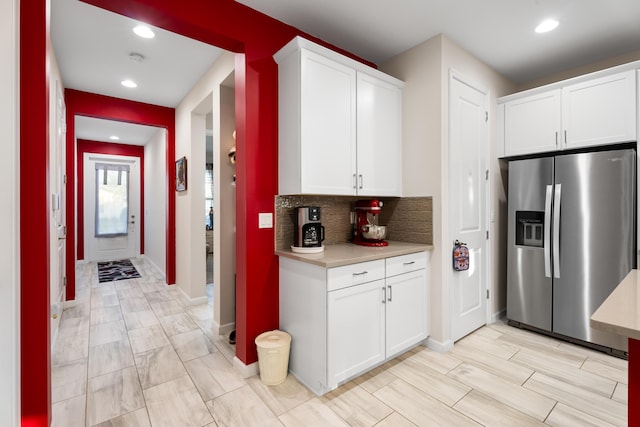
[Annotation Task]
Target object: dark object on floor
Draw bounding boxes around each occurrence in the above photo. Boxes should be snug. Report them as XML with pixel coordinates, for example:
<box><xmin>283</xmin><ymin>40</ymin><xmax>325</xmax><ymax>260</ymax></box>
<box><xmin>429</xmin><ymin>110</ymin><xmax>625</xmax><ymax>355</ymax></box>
<box><xmin>97</xmin><ymin>259</ymin><xmax>141</xmax><ymax>283</ymax></box>
<box><xmin>229</xmin><ymin>330</ymin><xmax>236</xmax><ymax>345</ymax></box>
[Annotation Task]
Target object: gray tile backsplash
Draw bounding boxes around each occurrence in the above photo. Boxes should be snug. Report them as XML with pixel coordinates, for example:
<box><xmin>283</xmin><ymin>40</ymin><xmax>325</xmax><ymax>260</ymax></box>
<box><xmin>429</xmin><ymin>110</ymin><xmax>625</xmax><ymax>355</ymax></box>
<box><xmin>275</xmin><ymin>195</ymin><xmax>432</xmax><ymax>251</ymax></box>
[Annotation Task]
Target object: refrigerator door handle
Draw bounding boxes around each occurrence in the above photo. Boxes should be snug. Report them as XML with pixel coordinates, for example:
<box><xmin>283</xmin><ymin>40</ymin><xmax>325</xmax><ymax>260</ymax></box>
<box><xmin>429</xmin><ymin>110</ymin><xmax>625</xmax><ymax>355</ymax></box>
<box><xmin>553</xmin><ymin>184</ymin><xmax>562</xmax><ymax>278</ymax></box>
<box><xmin>544</xmin><ymin>185</ymin><xmax>553</xmax><ymax>278</ymax></box>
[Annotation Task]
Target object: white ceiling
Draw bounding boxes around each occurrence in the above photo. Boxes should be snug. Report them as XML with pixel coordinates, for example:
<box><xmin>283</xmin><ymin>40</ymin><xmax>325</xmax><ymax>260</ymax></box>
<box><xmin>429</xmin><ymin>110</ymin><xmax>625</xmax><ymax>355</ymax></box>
<box><xmin>51</xmin><ymin>0</ymin><xmax>224</xmax><ymax>145</ymax></box>
<box><xmin>52</xmin><ymin>0</ymin><xmax>640</xmax><ymax>145</ymax></box>
<box><xmin>237</xmin><ymin>0</ymin><xmax>640</xmax><ymax>84</ymax></box>
<box><xmin>74</xmin><ymin>116</ymin><xmax>161</xmax><ymax>145</ymax></box>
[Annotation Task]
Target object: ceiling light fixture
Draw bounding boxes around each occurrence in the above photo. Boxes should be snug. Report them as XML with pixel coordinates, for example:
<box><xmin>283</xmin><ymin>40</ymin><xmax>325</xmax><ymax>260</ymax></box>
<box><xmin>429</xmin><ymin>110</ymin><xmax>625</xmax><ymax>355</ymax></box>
<box><xmin>133</xmin><ymin>25</ymin><xmax>155</xmax><ymax>39</ymax></box>
<box><xmin>109</xmin><ymin>135</ymin><xmax>120</xmax><ymax>141</ymax></box>
<box><xmin>121</xmin><ymin>79</ymin><xmax>137</xmax><ymax>88</ymax></box>
<box><xmin>535</xmin><ymin>19</ymin><xmax>559</xmax><ymax>34</ymax></box>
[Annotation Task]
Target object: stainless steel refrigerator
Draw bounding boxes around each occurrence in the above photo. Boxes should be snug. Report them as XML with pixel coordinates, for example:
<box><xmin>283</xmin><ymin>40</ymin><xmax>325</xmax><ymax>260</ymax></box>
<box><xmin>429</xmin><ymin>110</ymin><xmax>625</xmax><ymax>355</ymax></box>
<box><xmin>507</xmin><ymin>147</ymin><xmax>636</xmax><ymax>353</ymax></box>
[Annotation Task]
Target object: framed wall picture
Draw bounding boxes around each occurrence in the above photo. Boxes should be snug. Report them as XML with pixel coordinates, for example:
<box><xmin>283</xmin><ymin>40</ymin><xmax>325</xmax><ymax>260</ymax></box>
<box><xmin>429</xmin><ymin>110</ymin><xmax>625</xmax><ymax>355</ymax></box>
<box><xmin>175</xmin><ymin>156</ymin><xmax>187</xmax><ymax>191</ymax></box>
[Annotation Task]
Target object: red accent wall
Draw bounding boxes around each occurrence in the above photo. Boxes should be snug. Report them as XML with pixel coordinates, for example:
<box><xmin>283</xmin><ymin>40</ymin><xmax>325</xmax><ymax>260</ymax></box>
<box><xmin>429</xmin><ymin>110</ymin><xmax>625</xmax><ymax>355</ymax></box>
<box><xmin>76</xmin><ymin>140</ymin><xmax>145</xmax><ymax>260</ymax></box>
<box><xmin>20</xmin><ymin>0</ymin><xmax>51</xmax><ymax>424</ymax></box>
<box><xmin>22</xmin><ymin>1</ymin><xmax>373</xmax><ymax>424</ymax></box>
<box><xmin>80</xmin><ymin>0</ymin><xmax>375</xmax><ymax>366</ymax></box>
<box><xmin>64</xmin><ymin>89</ymin><xmax>176</xmax><ymax>301</ymax></box>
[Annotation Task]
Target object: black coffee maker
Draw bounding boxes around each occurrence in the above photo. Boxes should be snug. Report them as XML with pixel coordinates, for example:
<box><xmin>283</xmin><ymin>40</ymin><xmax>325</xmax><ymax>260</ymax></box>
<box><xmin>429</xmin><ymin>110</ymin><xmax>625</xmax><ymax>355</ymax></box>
<box><xmin>294</xmin><ymin>206</ymin><xmax>325</xmax><ymax>248</ymax></box>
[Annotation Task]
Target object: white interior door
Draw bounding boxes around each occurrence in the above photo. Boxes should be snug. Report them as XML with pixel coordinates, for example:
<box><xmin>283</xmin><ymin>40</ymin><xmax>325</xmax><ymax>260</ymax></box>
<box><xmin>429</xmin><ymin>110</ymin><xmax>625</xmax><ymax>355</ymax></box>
<box><xmin>449</xmin><ymin>73</ymin><xmax>489</xmax><ymax>342</ymax></box>
<box><xmin>84</xmin><ymin>153</ymin><xmax>140</xmax><ymax>262</ymax></box>
<box><xmin>51</xmin><ymin>81</ymin><xmax>67</xmax><ymax>342</ymax></box>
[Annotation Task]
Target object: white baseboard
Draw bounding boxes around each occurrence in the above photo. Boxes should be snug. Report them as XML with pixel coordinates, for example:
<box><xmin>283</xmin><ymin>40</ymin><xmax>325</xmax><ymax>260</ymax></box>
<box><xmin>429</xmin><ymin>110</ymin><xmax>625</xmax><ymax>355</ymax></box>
<box><xmin>172</xmin><ymin>284</ymin><xmax>209</xmax><ymax>306</ymax></box>
<box><xmin>233</xmin><ymin>356</ymin><xmax>259</xmax><ymax>379</ymax></box>
<box><xmin>141</xmin><ymin>254</ymin><xmax>166</xmax><ymax>282</ymax></box>
<box><xmin>490</xmin><ymin>309</ymin><xmax>506</xmax><ymax>324</ymax></box>
<box><xmin>426</xmin><ymin>337</ymin><xmax>454</xmax><ymax>353</ymax></box>
<box><xmin>213</xmin><ymin>320</ymin><xmax>236</xmax><ymax>336</ymax></box>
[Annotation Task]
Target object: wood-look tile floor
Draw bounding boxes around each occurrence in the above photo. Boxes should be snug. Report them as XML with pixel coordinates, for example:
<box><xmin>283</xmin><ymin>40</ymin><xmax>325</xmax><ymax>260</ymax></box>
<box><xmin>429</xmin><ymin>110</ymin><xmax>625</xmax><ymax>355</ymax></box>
<box><xmin>52</xmin><ymin>258</ymin><xmax>628</xmax><ymax>426</ymax></box>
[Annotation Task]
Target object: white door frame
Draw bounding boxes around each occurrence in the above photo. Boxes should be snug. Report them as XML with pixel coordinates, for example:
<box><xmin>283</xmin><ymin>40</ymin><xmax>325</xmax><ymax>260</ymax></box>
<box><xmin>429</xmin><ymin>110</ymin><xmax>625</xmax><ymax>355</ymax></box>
<box><xmin>448</xmin><ymin>69</ymin><xmax>492</xmax><ymax>341</ymax></box>
<box><xmin>83</xmin><ymin>153</ymin><xmax>141</xmax><ymax>262</ymax></box>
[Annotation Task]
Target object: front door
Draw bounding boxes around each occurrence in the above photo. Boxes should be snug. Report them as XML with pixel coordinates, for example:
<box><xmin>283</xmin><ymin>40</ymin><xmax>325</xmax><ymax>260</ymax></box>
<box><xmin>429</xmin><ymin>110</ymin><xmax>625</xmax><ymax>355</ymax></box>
<box><xmin>84</xmin><ymin>153</ymin><xmax>140</xmax><ymax>261</ymax></box>
<box><xmin>449</xmin><ymin>73</ymin><xmax>489</xmax><ymax>342</ymax></box>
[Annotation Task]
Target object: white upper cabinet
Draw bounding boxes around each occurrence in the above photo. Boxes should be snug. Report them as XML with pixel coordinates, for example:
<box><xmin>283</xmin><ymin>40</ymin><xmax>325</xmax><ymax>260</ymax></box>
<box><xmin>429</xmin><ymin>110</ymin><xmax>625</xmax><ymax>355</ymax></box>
<box><xmin>299</xmin><ymin>49</ymin><xmax>357</xmax><ymax>195</ymax></box>
<box><xmin>357</xmin><ymin>71</ymin><xmax>403</xmax><ymax>196</ymax></box>
<box><xmin>501</xmin><ymin>67</ymin><xmax>637</xmax><ymax>157</ymax></box>
<box><xmin>504</xmin><ymin>89</ymin><xmax>561</xmax><ymax>156</ymax></box>
<box><xmin>275</xmin><ymin>36</ymin><xmax>403</xmax><ymax>196</ymax></box>
<box><xmin>562</xmin><ymin>70</ymin><xmax>636</xmax><ymax>149</ymax></box>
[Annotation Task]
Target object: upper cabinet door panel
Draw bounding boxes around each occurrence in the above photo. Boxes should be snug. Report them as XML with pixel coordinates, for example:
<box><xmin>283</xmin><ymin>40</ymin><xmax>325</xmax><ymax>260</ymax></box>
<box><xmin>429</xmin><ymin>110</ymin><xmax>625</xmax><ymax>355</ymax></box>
<box><xmin>300</xmin><ymin>50</ymin><xmax>357</xmax><ymax>195</ymax></box>
<box><xmin>562</xmin><ymin>70</ymin><xmax>637</xmax><ymax>149</ymax></box>
<box><xmin>504</xmin><ymin>89</ymin><xmax>561</xmax><ymax>157</ymax></box>
<box><xmin>356</xmin><ymin>72</ymin><xmax>403</xmax><ymax>196</ymax></box>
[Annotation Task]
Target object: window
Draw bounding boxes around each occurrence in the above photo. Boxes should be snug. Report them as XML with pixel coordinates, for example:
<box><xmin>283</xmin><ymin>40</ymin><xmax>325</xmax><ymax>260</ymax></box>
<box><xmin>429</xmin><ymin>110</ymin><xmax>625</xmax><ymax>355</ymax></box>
<box><xmin>95</xmin><ymin>163</ymin><xmax>130</xmax><ymax>237</ymax></box>
<box><xmin>205</xmin><ymin>163</ymin><xmax>213</xmax><ymax>229</ymax></box>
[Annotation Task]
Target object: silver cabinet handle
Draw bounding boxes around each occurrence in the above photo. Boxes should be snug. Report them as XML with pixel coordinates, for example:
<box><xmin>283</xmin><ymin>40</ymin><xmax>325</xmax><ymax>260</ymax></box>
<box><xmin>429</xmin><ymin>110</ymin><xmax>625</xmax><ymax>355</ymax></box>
<box><xmin>555</xmin><ymin>131</ymin><xmax>558</xmax><ymax>146</ymax></box>
<box><xmin>382</xmin><ymin>286</ymin><xmax>386</xmax><ymax>304</ymax></box>
<box><xmin>403</xmin><ymin>261</ymin><xmax>415</xmax><ymax>266</ymax></box>
<box><xmin>353</xmin><ymin>174</ymin><xmax>357</xmax><ymax>189</ymax></box>
<box><xmin>352</xmin><ymin>271</ymin><xmax>368</xmax><ymax>276</ymax></box>
<box><xmin>553</xmin><ymin>184</ymin><xmax>561</xmax><ymax>278</ymax></box>
<box><xmin>544</xmin><ymin>185</ymin><xmax>552</xmax><ymax>278</ymax></box>
<box><xmin>564</xmin><ymin>130</ymin><xmax>567</xmax><ymax>145</ymax></box>
<box><xmin>388</xmin><ymin>285</ymin><xmax>392</xmax><ymax>302</ymax></box>
<box><xmin>358</xmin><ymin>174</ymin><xmax>363</xmax><ymax>189</ymax></box>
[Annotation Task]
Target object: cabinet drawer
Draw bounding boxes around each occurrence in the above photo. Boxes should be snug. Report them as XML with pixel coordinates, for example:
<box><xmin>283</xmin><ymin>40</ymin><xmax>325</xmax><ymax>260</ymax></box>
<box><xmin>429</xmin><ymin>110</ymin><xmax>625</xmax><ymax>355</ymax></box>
<box><xmin>327</xmin><ymin>260</ymin><xmax>385</xmax><ymax>291</ymax></box>
<box><xmin>385</xmin><ymin>252</ymin><xmax>427</xmax><ymax>277</ymax></box>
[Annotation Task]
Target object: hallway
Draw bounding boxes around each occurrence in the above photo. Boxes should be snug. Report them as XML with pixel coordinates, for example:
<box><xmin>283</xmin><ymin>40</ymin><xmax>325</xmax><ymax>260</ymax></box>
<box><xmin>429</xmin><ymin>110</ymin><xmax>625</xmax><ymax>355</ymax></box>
<box><xmin>51</xmin><ymin>258</ymin><xmax>628</xmax><ymax>426</ymax></box>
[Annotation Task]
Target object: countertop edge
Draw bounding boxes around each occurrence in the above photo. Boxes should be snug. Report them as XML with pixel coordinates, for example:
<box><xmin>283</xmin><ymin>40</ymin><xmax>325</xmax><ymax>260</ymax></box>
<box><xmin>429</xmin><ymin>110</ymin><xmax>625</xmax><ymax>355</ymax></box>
<box><xmin>590</xmin><ymin>269</ymin><xmax>640</xmax><ymax>341</ymax></box>
<box><xmin>275</xmin><ymin>242</ymin><xmax>434</xmax><ymax>268</ymax></box>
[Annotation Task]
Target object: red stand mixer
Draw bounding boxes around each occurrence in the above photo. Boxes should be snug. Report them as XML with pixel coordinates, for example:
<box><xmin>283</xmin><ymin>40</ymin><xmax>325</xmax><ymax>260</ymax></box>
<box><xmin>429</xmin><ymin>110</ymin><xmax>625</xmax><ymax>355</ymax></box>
<box><xmin>352</xmin><ymin>199</ymin><xmax>388</xmax><ymax>247</ymax></box>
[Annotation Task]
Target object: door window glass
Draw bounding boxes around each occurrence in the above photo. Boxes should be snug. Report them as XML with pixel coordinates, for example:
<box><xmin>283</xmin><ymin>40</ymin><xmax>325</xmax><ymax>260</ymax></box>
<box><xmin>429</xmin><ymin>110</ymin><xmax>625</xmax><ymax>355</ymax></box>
<box><xmin>95</xmin><ymin>163</ymin><xmax>130</xmax><ymax>236</ymax></box>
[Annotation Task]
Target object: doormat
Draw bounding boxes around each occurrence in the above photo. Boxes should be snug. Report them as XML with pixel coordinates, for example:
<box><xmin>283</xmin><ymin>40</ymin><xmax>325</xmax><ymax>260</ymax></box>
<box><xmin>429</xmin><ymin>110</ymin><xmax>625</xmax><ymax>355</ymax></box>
<box><xmin>97</xmin><ymin>259</ymin><xmax>141</xmax><ymax>283</ymax></box>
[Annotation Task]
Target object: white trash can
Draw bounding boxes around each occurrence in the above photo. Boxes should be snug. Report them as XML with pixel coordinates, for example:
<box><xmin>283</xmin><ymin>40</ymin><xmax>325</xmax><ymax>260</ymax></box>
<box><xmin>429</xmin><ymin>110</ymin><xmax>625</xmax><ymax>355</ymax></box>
<box><xmin>255</xmin><ymin>330</ymin><xmax>291</xmax><ymax>386</ymax></box>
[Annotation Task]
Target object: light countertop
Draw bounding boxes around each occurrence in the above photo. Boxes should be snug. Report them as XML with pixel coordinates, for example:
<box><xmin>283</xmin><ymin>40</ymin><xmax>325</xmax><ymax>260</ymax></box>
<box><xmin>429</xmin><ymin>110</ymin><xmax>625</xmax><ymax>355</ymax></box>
<box><xmin>275</xmin><ymin>241</ymin><xmax>433</xmax><ymax>268</ymax></box>
<box><xmin>591</xmin><ymin>269</ymin><xmax>640</xmax><ymax>340</ymax></box>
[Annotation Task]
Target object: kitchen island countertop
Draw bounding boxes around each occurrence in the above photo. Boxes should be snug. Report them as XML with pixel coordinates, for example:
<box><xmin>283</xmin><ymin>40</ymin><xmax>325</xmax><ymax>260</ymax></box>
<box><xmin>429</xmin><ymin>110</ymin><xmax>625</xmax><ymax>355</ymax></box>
<box><xmin>591</xmin><ymin>269</ymin><xmax>640</xmax><ymax>340</ymax></box>
<box><xmin>275</xmin><ymin>241</ymin><xmax>433</xmax><ymax>268</ymax></box>
<box><xmin>591</xmin><ymin>269</ymin><xmax>640</xmax><ymax>426</ymax></box>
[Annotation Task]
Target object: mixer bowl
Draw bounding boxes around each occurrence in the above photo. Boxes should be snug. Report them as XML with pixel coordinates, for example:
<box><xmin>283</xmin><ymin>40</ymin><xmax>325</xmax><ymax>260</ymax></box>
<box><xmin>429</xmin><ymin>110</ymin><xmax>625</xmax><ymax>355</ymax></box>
<box><xmin>361</xmin><ymin>224</ymin><xmax>387</xmax><ymax>240</ymax></box>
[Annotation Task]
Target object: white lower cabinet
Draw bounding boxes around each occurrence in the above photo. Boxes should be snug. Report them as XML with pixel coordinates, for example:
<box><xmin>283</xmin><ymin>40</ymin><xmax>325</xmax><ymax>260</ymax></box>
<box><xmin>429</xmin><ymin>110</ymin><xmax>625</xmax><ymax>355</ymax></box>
<box><xmin>327</xmin><ymin>279</ymin><xmax>386</xmax><ymax>387</ymax></box>
<box><xmin>279</xmin><ymin>251</ymin><xmax>429</xmax><ymax>396</ymax></box>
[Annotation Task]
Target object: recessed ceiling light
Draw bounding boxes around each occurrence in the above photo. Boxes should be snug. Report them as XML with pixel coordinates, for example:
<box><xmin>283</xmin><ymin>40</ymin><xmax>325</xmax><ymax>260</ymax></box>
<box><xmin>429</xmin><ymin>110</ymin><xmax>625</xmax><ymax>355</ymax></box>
<box><xmin>109</xmin><ymin>135</ymin><xmax>120</xmax><ymax>141</ymax></box>
<box><xmin>133</xmin><ymin>25</ymin><xmax>155</xmax><ymax>39</ymax></box>
<box><xmin>535</xmin><ymin>19</ymin><xmax>559</xmax><ymax>34</ymax></box>
<box><xmin>121</xmin><ymin>79</ymin><xmax>137</xmax><ymax>88</ymax></box>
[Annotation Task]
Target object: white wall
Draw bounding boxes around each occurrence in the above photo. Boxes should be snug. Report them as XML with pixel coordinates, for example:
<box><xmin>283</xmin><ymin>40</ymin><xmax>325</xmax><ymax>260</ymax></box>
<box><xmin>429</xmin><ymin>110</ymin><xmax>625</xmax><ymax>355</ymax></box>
<box><xmin>0</xmin><ymin>0</ymin><xmax>20</xmax><ymax>425</ymax></box>
<box><xmin>215</xmin><ymin>84</ymin><xmax>236</xmax><ymax>332</ymax></box>
<box><xmin>144</xmin><ymin>128</ymin><xmax>167</xmax><ymax>277</ymax></box>
<box><xmin>380</xmin><ymin>34</ymin><xmax>515</xmax><ymax>346</ymax></box>
<box><xmin>175</xmin><ymin>51</ymin><xmax>235</xmax><ymax>301</ymax></box>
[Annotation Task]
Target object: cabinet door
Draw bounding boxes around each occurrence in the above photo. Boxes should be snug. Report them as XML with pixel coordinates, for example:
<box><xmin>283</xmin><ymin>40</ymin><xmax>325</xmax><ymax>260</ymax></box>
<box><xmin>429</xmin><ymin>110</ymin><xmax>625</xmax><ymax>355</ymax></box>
<box><xmin>385</xmin><ymin>269</ymin><xmax>428</xmax><ymax>358</ymax></box>
<box><xmin>300</xmin><ymin>50</ymin><xmax>357</xmax><ymax>195</ymax></box>
<box><xmin>327</xmin><ymin>279</ymin><xmax>385</xmax><ymax>387</ymax></box>
<box><xmin>562</xmin><ymin>70</ymin><xmax>636</xmax><ymax>149</ymax></box>
<box><xmin>504</xmin><ymin>89</ymin><xmax>561</xmax><ymax>157</ymax></box>
<box><xmin>356</xmin><ymin>72</ymin><xmax>403</xmax><ymax>196</ymax></box>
